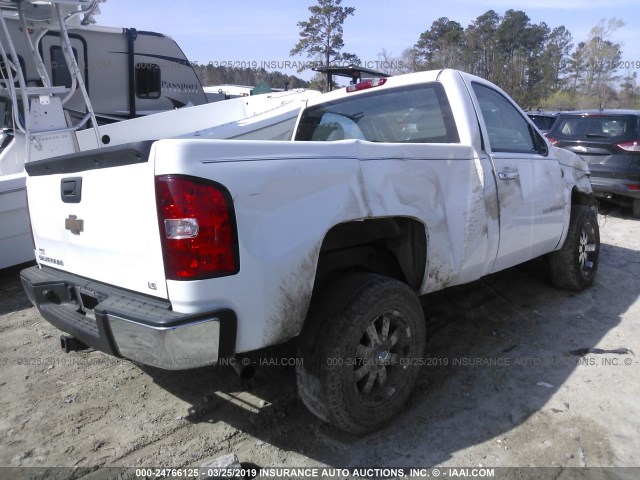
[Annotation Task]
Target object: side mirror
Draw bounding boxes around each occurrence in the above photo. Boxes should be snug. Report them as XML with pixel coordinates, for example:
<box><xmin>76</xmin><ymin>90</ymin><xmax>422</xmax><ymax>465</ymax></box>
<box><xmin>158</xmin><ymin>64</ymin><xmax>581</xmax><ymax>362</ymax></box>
<box><xmin>529</xmin><ymin>124</ymin><xmax>548</xmax><ymax>156</ymax></box>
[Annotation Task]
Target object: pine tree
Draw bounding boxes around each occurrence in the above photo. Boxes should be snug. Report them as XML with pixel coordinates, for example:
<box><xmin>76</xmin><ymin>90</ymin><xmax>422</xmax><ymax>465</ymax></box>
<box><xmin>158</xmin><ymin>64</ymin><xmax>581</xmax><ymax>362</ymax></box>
<box><xmin>290</xmin><ymin>0</ymin><xmax>356</xmax><ymax>71</ymax></box>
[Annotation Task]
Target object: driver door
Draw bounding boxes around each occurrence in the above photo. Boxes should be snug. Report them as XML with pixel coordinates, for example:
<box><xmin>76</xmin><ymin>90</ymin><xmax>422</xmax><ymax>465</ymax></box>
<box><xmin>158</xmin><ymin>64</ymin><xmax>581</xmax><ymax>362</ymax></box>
<box><xmin>469</xmin><ymin>82</ymin><xmax>567</xmax><ymax>273</ymax></box>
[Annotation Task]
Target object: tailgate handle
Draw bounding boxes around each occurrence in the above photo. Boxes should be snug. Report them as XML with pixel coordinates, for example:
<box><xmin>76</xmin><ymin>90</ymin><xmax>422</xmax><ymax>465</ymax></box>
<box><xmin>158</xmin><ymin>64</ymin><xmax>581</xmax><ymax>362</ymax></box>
<box><xmin>61</xmin><ymin>177</ymin><xmax>82</xmax><ymax>204</ymax></box>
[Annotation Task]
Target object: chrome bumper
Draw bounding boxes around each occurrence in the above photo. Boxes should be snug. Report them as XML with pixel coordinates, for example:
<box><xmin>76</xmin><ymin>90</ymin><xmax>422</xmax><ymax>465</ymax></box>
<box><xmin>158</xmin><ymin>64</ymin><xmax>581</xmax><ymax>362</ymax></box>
<box><xmin>110</xmin><ymin>316</ymin><xmax>221</xmax><ymax>369</ymax></box>
<box><xmin>20</xmin><ymin>265</ymin><xmax>237</xmax><ymax>370</ymax></box>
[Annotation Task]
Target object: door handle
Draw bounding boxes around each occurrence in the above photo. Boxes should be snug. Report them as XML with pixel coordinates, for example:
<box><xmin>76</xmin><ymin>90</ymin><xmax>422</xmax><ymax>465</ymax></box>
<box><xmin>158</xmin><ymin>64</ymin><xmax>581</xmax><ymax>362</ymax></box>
<box><xmin>498</xmin><ymin>171</ymin><xmax>520</xmax><ymax>181</ymax></box>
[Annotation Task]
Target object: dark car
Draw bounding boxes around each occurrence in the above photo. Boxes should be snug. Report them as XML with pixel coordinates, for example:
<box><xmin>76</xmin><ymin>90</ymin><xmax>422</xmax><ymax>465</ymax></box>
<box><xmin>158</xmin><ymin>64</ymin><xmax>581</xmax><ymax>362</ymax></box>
<box><xmin>546</xmin><ymin>110</ymin><xmax>640</xmax><ymax>217</ymax></box>
<box><xmin>525</xmin><ymin>110</ymin><xmax>561</xmax><ymax>134</ymax></box>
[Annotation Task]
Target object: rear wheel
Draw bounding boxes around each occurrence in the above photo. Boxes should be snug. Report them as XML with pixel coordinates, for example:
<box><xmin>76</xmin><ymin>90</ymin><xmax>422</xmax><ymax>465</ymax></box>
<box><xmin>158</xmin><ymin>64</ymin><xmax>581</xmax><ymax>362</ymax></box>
<box><xmin>549</xmin><ymin>204</ymin><xmax>600</xmax><ymax>291</ymax></box>
<box><xmin>296</xmin><ymin>273</ymin><xmax>426</xmax><ymax>434</ymax></box>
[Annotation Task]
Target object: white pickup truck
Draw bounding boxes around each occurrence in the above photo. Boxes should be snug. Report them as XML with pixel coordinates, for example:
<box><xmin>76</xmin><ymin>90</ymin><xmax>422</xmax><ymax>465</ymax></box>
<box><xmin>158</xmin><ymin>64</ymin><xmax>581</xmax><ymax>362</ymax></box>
<box><xmin>21</xmin><ymin>69</ymin><xmax>599</xmax><ymax>433</ymax></box>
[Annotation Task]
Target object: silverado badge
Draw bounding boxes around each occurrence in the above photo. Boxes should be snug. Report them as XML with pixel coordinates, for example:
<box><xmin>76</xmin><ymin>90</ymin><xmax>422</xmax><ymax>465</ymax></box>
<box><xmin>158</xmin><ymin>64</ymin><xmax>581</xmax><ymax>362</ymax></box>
<box><xmin>65</xmin><ymin>215</ymin><xmax>84</xmax><ymax>235</ymax></box>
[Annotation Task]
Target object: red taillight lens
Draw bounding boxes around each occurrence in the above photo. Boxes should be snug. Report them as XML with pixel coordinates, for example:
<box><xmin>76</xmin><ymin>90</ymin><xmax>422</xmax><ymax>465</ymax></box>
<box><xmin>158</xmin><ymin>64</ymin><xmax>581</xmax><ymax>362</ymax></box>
<box><xmin>616</xmin><ymin>140</ymin><xmax>640</xmax><ymax>152</ymax></box>
<box><xmin>545</xmin><ymin>135</ymin><xmax>559</xmax><ymax>145</ymax></box>
<box><xmin>155</xmin><ymin>175</ymin><xmax>239</xmax><ymax>280</ymax></box>
<box><xmin>346</xmin><ymin>77</ymin><xmax>387</xmax><ymax>92</ymax></box>
<box><xmin>627</xmin><ymin>184</ymin><xmax>640</xmax><ymax>191</ymax></box>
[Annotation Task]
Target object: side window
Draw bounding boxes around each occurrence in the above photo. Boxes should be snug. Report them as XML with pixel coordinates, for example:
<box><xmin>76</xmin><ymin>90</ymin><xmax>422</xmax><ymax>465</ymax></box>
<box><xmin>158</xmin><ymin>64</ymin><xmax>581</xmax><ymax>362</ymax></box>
<box><xmin>51</xmin><ymin>46</ymin><xmax>77</xmax><ymax>88</ymax></box>
<box><xmin>136</xmin><ymin>63</ymin><xmax>161</xmax><ymax>99</ymax></box>
<box><xmin>472</xmin><ymin>83</ymin><xmax>536</xmax><ymax>154</ymax></box>
<box><xmin>296</xmin><ymin>83</ymin><xmax>460</xmax><ymax>144</ymax></box>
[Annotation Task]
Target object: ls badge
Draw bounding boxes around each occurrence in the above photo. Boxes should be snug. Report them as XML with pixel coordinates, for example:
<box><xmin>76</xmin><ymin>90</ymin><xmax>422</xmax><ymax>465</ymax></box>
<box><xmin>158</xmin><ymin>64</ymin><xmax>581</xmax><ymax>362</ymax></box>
<box><xmin>65</xmin><ymin>215</ymin><xmax>84</xmax><ymax>235</ymax></box>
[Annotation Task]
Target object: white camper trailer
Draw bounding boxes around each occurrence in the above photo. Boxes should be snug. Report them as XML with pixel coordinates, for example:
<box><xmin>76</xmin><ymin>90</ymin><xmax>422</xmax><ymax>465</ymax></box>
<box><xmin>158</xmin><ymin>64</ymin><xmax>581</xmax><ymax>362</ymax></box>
<box><xmin>2</xmin><ymin>3</ymin><xmax>208</xmax><ymax>121</ymax></box>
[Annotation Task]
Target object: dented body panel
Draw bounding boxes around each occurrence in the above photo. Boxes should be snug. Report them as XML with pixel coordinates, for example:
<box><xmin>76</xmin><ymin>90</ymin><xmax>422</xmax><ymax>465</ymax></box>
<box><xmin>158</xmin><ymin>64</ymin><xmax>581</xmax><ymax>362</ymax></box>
<box><xmin>152</xmin><ymin>138</ymin><xmax>492</xmax><ymax>351</ymax></box>
<box><xmin>23</xmin><ymin>69</ymin><xmax>592</xmax><ymax>362</ymax></box>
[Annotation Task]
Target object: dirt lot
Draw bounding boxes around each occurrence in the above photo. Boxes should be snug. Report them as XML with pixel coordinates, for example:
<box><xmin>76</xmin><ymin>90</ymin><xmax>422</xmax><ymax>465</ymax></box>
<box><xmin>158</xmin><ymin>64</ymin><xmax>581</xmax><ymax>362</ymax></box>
<box><xmin>1</xmin><ymin>204</ymin><xmax>639</xmax><ymax>476</ymax></box>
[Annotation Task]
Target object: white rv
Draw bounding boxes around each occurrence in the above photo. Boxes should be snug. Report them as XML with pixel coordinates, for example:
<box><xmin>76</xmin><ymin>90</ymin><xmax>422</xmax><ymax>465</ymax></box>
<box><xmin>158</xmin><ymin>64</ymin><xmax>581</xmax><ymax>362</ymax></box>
<box><xmin>2</xmin><ymin>3</ymin><xmax>208</xmax><ymax>121</ymax></box>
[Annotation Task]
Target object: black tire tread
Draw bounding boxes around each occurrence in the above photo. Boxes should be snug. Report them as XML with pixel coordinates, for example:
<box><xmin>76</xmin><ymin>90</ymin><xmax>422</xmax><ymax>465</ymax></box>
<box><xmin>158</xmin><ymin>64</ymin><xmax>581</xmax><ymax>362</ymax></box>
<box><xmin>549</xmin><ymin>204</ymin><xmax>600</xmax><ymax>291</ymax></box>
<box><xmin>296</xmin><ymin>273</ymin><xmax>425</xmax><ymax>434</ymax></box>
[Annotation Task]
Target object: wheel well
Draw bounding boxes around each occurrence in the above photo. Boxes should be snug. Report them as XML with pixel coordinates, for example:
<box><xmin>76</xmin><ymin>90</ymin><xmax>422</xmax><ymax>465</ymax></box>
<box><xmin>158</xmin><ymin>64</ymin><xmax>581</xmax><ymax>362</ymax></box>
<box><xmin>314</xmin><ymin>218</ymin><xmax>427</xmax><ymax>292</ymax></box>
<box><xmin>572</xmin><ymin>188</ymin><xmax>597</xmax><ymax>208</ymax></box>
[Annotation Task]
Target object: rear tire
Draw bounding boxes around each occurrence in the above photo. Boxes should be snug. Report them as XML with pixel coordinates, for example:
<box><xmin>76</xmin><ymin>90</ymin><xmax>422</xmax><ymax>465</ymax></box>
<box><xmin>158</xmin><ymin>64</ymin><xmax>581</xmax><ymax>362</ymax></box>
<box><xmin>632</xmin><ymin>199</ymin><xmax>640</xmax><ymax>218</ymax></box>
<box><xmin>296</xmin><ymin>273</ymin><xmax>426</xmax><ymax>434</ymax></box>
<box><xmin>549</xmin><ymin>204</ymin><xmax>600</xmax><ymax>291</ymax></box>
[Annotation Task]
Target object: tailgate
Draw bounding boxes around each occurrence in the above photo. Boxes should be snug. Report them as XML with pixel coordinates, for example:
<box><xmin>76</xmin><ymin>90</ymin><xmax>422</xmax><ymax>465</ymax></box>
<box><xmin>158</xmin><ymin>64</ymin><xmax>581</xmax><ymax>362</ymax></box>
<box><xmin>25</xmin><ymin>142</ymin><xmax>169</xmax><ymax>299</ymax></box>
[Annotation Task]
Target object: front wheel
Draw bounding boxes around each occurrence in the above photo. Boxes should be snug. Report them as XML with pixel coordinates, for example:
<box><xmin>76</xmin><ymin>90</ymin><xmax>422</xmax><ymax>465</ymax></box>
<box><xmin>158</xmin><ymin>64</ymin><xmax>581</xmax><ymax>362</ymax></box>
<box><xmin>549</xmin><ymin>204</ymin><xmax>600</xmax><ymax>291</ymax></box>
<box><xmin>296</xmin><ymin>273</ymin><xmax>426</xmax><ymax>434</ymax></box>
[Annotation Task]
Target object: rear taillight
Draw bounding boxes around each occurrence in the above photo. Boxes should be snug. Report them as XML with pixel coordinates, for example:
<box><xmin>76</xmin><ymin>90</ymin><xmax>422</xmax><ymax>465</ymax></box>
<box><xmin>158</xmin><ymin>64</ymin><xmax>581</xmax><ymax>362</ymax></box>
<box><xmin>155</xmin><ymin>175</ymin><xmax>239</xmax><ymax>280</ymax></box>
<box><xmin>616</xmin><ymin>140</ymin><xmax>640</xmax><ymax>152</ymax></box>
<box><xmin>545</xmin><ymin>135</ymin><xmax>559</xmax><ymax>145</ymax></box>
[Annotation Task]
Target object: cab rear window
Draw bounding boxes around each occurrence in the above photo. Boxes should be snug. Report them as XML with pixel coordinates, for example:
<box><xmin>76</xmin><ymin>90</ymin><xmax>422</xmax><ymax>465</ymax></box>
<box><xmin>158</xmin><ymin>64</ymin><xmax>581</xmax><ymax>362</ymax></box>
<box><xmin>295</xmin><ymin>83</ymin><xmax>460</xmax><ymax>144</ymax></box>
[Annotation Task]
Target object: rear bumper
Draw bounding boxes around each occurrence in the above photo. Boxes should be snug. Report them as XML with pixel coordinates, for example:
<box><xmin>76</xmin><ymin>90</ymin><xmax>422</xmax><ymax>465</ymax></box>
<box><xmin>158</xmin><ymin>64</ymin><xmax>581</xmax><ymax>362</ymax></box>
<box><xmin>20</xmin><ymin>266</ymin><xmax>237</xmax><ymax>370</ymax></box>
<box><xmin>590</xmin><ymin>175</ymin><xmax>640</xmax><ymax>201</ymax></box>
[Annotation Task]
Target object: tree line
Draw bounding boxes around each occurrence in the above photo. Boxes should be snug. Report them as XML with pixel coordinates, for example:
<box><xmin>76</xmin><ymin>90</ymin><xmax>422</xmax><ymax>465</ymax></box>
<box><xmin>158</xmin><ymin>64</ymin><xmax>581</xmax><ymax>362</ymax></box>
<box><xmin>381</xmin><ymin>11</ymin><xmax>635</xmax><ymax>109</ymax></box>
<box><xmin>192</xmin><ymin>64</ymin><xmax>309</xmax><ymax>91</ymax></box>
<box><xmin>192</xmin><ymin>2</ymin><xmax>637</xmax><ymax>109</ymax></box>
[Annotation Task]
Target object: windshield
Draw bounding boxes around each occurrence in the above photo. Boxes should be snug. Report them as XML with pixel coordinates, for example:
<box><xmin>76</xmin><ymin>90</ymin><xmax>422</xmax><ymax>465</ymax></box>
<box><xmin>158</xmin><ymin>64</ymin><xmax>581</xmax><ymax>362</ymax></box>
<box><xmin>549</xmin><ymin>115</ymin><xmax>639</xmax><ymax>143</ymax></box>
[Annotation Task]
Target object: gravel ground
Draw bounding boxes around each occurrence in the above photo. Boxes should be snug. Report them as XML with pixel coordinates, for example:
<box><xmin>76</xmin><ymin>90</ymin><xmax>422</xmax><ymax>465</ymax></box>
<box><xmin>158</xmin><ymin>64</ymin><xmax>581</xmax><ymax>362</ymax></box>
<box><xmin>1</xmin><ymin>204</ymin><xmax>639</xmax><ymax>477</ymax></box>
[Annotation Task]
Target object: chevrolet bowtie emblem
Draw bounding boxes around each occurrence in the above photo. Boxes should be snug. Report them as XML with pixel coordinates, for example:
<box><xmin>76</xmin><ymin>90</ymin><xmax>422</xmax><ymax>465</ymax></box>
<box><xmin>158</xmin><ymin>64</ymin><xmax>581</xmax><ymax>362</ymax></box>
<box><xmin>65</xmin><ymin>215</ymin><xmax>84</xmax><ymax>235</ymax></box>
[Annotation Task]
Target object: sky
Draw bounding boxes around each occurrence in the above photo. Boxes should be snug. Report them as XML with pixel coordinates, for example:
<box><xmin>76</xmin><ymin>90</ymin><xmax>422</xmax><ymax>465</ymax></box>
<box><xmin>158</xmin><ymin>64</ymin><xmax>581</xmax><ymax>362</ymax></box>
<box><xmin>96</xmin><ymin>0</ymin><xmax>640</xmax><ymax>82</ymax></box>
